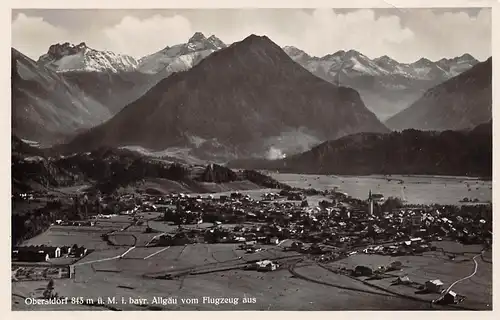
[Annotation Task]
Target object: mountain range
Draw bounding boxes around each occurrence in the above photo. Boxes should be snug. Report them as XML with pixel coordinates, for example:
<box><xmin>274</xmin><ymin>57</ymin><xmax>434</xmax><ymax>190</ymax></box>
<box><xmin>34</xmin><ymin>33</ymin><xmax>228</xmax><ymax>115</ymax></box>
<box><xmin>283</xmin><ymin>46</ymin><xmax>479</xmax><ymax>120</ymax></box>
<box><xmin>11</xmin><ymin>32</ymin><xmax>492</xmax><ymax>165</ymax></box>
<box><xmin>38</xmin><ymin>41</ymin><xmax>139</xmax><ymax>73</ymax></box>
<box><xmin>56</xmin><ymin>34</ymin><xmax>388</xmax><ymax>160</ymax></box>
<box><xmin>30</xmin><ymin>33</ymin><xmax>481</xmax><ymax>123</ymax></box>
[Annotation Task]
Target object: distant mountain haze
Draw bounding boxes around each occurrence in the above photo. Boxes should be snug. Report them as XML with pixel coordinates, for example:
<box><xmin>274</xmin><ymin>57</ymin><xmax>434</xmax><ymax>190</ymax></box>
<box><xmin>283</xmin><ymin>46</ymin><xmax>479</xmax><ymax>120</ymax></box>
<box><xmin>385</xmin><ymin>58</ymin><xmax>492</xmax><ymax>131</ymax></box>
<box><xmin>11</xmin><ymin>48</ymin><xmax>111</xmax><ymax>145</ymax></box>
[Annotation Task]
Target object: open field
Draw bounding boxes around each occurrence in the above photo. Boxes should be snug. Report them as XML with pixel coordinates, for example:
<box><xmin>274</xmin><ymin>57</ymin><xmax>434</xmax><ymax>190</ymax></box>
<box><xmin>190</xmin><ymin>188</ymin><xmax>279</xmax><ymax>199</ymax></box>
<box><xmin>114</xmin><ymin>178</ymin><xmax>269</xmax><ymax>195</ymax></box>
<box><xmin>199</xmin><ymin>181</ymin><xmax>262</xmax><ymax>193</ymax></box>
<box><xmin>22</xmin><ymin>227</ymin><xmax>113</xmax><ymax>250</ymax></box>
<box><xmin>11</xmin><ymin>242</ymin><xmax>437</xmax><ymax>311</ymax></box>
<box><xmin>270</xmin><ymin>173</ymin><xmax>492</xmax><ymax>205</ymax></box>
<box><xmin>13</xmin><ymin>231</ymin><xmax>491</xmax><ymax>311</ymax></box>
<box><xmin>325</xmin><ymin>242</ymin><xmax>492</xmax><ymax>310</ymax></box>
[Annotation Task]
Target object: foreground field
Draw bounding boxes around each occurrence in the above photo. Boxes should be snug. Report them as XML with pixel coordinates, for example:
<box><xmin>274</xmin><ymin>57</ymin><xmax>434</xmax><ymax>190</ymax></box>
<box><xmin>11</xmin><ymin>244</ymin><xmax>433</xmax><ymax>311</ymax></box>
<box><xmin>325</xmin><ymin>244</ymin><xmax>491</xmax><ymax>310</ymax></box>
<box><xmin>12</xmin><ymin>221</ymin><xmax>492</xmax><ymax>311</ymax></box>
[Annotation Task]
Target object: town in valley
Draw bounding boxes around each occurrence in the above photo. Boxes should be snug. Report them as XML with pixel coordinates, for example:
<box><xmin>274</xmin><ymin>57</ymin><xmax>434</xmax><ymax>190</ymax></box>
<box><xmin>11</xmin><ymin>7</ymin><xmax>493</xmax><ymax>311</ymax></box>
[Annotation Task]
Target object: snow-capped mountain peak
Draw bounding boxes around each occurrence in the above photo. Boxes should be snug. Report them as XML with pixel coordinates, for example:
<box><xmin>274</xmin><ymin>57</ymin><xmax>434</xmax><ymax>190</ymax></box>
<box><xmin>137</xmin><ymin>32</ymin><xmax>226</xmax><ymax>74</ymax></box>
<box><xmin>411</xmin><ymin>57</ymin><xmax>434</xmax><ymax>67</ymax></box>
<box><xmin>38</xmin><ymin>42</ymin><xmax>138</xmax><ymax>73</ymax></box>
<box><xmin>189</xmin><ymin>32</ymin><xmax>207</xmax><ymax>43</ymax></box>
<box><xmin>284</xmin><ymin>46</ymin><xmax>479</xmax><ymax>83</ymax></box>
<box><xmin>453</xmin><ymin>53</ymin><xmax>478</xmax><ymax>64</ymax></box>
<box><xmin>338</xmin><ymin>50</ymin><xmax>391</xmax><ymax>77</ymax></box>
<box><xmin>374</xmin><ymin>55</ymin><xmax>398</xmax><ymax>64</ymax></box>
<box><xmin>283</xmin><ymin>46</ymin><xmax>310</xmax><ymax>60</ymax></box>
<box><xmin>320</xmin><ymin>50</ymin><xmax>346</xmax><ymax>60</ymax></box>
<box><xmin>185</xmin><ymin>32</ymin><xmax>226</xmax><ymax>51</ymax></box>
<box><xmin>46</xmin><ymin>42</ymin><xmax>87</xmax><ymax>59</ymax></box>
<box><xmin>344</xmin><ymin>49</ymin><xmax>363</xmax><ymax>59</ymax></box>
<box><xmin>207</xmin><ymin>35</ymin><xmax>227</xmax><ymax>49</ymax></box>
<box><xmin>435</xmin><ymin>53</ymin><xmax>479</xmax><ymax>77</ymax></box>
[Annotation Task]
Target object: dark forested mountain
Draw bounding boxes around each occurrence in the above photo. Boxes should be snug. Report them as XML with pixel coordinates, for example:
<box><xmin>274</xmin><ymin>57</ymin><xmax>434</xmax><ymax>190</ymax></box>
<box><xmin>57</xmin><ymin>35</ymin><xmax>388</xmax><ymax>160</ymax></box>
<box><xmin>228</xmin><ymin>121</ymin><xmax>492</xmax><ymax>178</ymax></box>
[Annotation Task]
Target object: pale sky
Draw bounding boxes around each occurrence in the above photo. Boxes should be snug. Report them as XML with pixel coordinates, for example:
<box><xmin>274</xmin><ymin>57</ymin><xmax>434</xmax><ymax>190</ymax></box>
<box><xmin>11</xmin><ymin>8</ymin><xmax>492</xmax><ymax>63</ymax></box>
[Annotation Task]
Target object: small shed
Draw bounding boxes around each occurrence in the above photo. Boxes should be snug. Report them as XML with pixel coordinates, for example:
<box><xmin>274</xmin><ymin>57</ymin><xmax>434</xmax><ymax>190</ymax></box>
<box><xmin>354</xmin><ymin>265</ymin><xmax>373</xmax><ymax>277</ymax></box>
<box><xmin>269</xmin><ymin>237</ymin><xmax>279</xmax><ymax>245</ymax></box>
<box><xmin>389</xmin><ymin>261</ymin><xmax>403</xmax><ymax>270</ymax></box>
<box><xmin>425</xmin><ymin>279</ymin><xmax>444</xmax><ymax>293</ymax></box>
<box><xmin>394</xmin><ymin>275</ymin><xmax>412</xmax><ymax>285</ymax></box>
<box><xmin>442</xmin><ymin>291</ymin><xmax>458</xmax><ymax>304</ymax></box>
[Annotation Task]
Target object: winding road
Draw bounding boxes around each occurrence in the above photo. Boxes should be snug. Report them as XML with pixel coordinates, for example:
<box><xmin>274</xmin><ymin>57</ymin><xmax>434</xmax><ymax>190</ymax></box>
<box><xmin>73</xmin><ymin>246</ymin><xmax>136</xmax><ymax>266</ymax></box>
<box><xmin>444</xmin><ymin>253</ymin><xmax>481</xmax><ymax>293</ymax></box>
<box><xmin>433</xmin><ymin>251</ymin><xmax>483</xmax><ymax>303</ymax></box>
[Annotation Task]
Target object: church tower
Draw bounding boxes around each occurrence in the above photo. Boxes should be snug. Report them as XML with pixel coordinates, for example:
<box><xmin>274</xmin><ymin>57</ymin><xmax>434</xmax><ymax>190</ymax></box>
<box><xmin>368</xmin><ymin>190</ymin><xmax>374</xmax><ymax>216</ymax></box>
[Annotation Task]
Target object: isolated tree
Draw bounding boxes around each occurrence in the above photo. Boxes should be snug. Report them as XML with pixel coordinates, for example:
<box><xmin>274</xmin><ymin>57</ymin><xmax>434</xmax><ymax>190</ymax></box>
<box><xmin>43</xmin><ymin>279</ymin><xmax>55</xmax><ymax>299</ymax></box>
<box><xmin>381</xmin><ymin>197</ymin><xmax>404</xmax><ymax>212</ymax></box>
<box><xmin>47</xmin><ymin>279</ymin><xmax>54</xmax><ymax>290</ymax></box>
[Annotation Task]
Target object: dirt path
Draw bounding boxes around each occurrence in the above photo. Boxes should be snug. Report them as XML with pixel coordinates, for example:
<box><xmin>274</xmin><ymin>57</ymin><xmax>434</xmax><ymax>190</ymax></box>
<box><xmin>433</xmin><ymin>252</ymin><xmax>482</xmax><ymax>303</ymax></box>
<box><xmin>143</xmin><ymin>247</ymin><xmax>170</xmax><ymax>260</ymax></box>
<box><xmin>288</xmin><ymin>261</ymin><xmax>395</xmax><ymax>298</ymax></box>
<box><xmin>144</xmin><ymin>232</ymin><xmax>166</xmax><ymax>247</ymax></box>
<box><xmin>73</xmin><ymin>246</ymin><xmax>136</xmax><ymax>267</ymax></box>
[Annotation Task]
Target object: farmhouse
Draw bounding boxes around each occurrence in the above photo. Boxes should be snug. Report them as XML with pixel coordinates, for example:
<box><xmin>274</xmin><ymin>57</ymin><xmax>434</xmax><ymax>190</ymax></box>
<box><xmin>354</xmin><ymin>265</ymin><xmax>373</xmax><ymax>277</ymax></box>
<box><xmin>393</xmin><ymin>275</ymin><xmax>412</xmax><ymax>285</ymax></box>
<box><xmin>442</xmin><ymin>290</ymin><xmax>459</xmax><ymax>304</ymax></box>
<box><xmin>425</xmin><ymin>279</ymin><xmax>444</xmax><ymax>293</ymax></box>
<box><xmin>13</xmin><ymin>246</ymin><xmax>61</xmax><ymax>262</ymax></box>
<box><xmin>268</xmin><ymin>237</ymin><xmax>280</xmax><ymax>245</ymax></box>
<box><xmin>70</xmin><ymin>245</ymin><xmax>88</xmax><ymax>257</ymax></box>
<box><xmin>254</xmin><ymin>260</ymin><xmax>279</xmax><ymax>271</ymax></box>
<box><xmin>388</xmin><ymin>261</ymin><xmax>403</xmax><ymax>271</ymax></box>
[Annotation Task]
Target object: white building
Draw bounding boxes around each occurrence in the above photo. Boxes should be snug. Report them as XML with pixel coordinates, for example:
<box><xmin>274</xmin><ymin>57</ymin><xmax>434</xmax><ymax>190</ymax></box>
<box><xmin>425</xmin><ymin>279</ymin><xmax>444</xmax><ymax>293</ymax></box>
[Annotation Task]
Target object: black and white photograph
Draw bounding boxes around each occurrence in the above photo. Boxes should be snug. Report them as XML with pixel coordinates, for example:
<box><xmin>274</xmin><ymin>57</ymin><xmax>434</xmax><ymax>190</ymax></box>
<box><xmin>9</xmin><ymin>1</ymin><xmax>493</xmax><ymax>312</ymax></box>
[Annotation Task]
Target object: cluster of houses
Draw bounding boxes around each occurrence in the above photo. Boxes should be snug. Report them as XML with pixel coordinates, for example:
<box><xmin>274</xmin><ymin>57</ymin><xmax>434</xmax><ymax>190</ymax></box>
<box><xmin>55</xmin><ymin>220</ymin><xmax>95</xmax><ymax>227</ymax></box>
<box><xmin>359</xmin><ymin>237</ymin><xmax>437</xmax><ymax>256</ymax></box>
<box><xmin>12</xmin><ymin>244</ymin><xmax>88</xmax><ymax>262</ymax></box>
<box><xmin>125</xmin><ymin>187</ymin><xmax>493</xmax><ymax>253</ymax></box>
<box><xmin>342</xmin><ymin>263</ymin><xmax>464</xmax><ymax>305</ymax></box>
<box><xmin>248</xmin><ymin>259</ymin><xmax>280</xmax><ymax>272</ymax></box>
<box><xmin>23</xmin><ymin>184</ymin><xmax>490</xmax><ymax>266</ymax></box>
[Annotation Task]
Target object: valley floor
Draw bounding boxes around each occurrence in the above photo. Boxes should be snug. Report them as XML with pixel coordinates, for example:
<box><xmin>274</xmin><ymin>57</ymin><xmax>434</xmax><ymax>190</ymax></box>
<box><xmin>12</xmin><ymin>212</ymin><xmax>492</xmax><ymax>311</ymax></box>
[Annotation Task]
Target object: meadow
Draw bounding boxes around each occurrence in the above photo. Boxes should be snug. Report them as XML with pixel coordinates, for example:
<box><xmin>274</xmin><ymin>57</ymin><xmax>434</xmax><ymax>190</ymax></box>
<box><xmin>270</xmin><ymin>173</ymin><xmax>492</xmax><ymax>205</ymax></box>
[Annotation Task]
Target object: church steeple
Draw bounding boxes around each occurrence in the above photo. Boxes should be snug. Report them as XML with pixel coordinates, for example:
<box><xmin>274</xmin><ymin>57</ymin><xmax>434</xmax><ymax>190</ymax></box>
<box><xmin>368</xmin><ymin>190</ymin><xmax>374</xmax><ymax>216</ymax></box>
